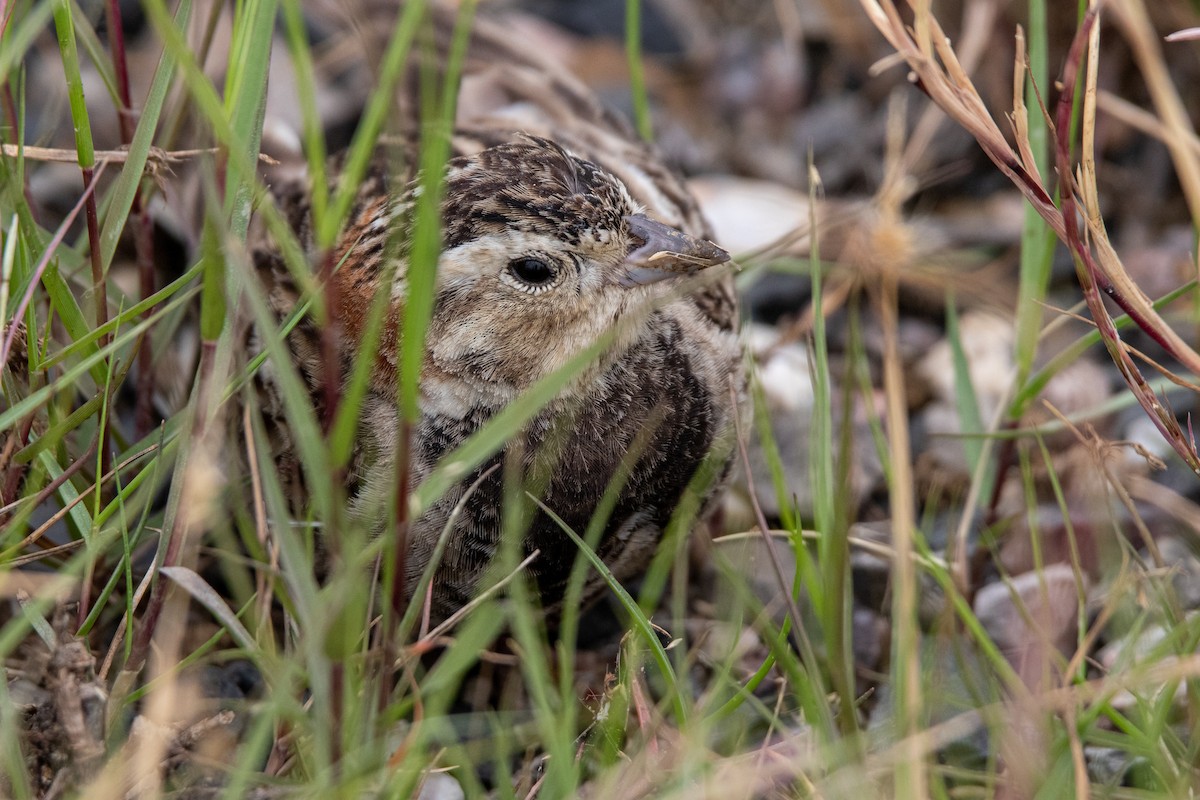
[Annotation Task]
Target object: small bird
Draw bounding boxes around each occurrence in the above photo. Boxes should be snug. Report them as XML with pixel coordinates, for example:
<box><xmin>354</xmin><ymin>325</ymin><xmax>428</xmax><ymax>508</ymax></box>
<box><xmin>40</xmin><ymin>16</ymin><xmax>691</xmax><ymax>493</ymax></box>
<box><xmin>248</xmin><ymin>6</ymin><xmax>743</xmax><ymax>621</ymax></box>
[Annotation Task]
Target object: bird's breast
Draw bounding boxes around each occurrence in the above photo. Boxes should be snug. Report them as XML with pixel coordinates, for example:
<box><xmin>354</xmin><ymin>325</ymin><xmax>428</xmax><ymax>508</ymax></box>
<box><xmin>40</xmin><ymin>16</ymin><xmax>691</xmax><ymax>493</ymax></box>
<box><xmin>410</xmin><ymin>311</ymin><xmax>732</xmax><ymax>616</ymax></box>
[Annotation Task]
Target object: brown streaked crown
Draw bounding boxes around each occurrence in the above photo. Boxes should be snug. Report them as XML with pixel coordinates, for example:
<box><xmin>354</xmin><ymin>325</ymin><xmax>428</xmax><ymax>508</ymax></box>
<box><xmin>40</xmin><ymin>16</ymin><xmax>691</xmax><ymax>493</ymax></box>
<box><xmin>440</xmin><ymin>136</ymin><xmax>636</xmax><ymax>252</ymax></box>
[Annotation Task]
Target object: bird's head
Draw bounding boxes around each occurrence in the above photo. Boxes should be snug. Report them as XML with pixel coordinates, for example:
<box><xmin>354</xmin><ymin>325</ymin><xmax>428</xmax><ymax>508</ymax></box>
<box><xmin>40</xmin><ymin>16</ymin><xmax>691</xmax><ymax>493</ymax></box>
<box><xmin>425</xmin><ymin>137</ymin><xmax>728</xmax><ymax>396</ymax></box>
<box><xmin>329</xmin><ymin>137</ymin><xmax>728</xmax><ymax>401</ymax></box>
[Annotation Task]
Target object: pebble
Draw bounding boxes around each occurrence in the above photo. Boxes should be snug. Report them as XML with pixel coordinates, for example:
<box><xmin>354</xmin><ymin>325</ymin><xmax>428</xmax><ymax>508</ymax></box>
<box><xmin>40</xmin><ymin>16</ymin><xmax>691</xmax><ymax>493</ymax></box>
<box><xmin>972</xmin><ymin>564</ymin><xmax>1082</xmax><ymax>689</ymax></box>
<box><xmin>417</xmin><ymin>773</ymin><xmax>466</xmax><ymax>800</ymax></box>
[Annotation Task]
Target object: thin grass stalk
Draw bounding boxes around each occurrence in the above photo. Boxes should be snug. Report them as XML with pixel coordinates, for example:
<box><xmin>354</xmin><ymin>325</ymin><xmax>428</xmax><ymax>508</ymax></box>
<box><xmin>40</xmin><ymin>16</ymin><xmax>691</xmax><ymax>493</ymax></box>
<box><xmin>506</xmin><ymin>533</ymin><xmax>578</xmax><ymax>794</ymax></box>
<box><xmin>878</xmin><ymin>240</ymin><xmax>925</xmax><ymax>799</ymax></box>
<box><xmin>1110</xmin><ymin>0</ymin><xmax>1200</xmax><ymax>248</ymax></box>
<box><xmin>97</xmin><ymin>0</ymin><xmax>162</xmax><ymax>438</ymax></box>
<box><xmin>0</xmin><ymin>680</ymin><xmax>34</xmax><ymax>799</ymax></box>
<box><xmin>93</xmin><ymin>5</ymin><xmax>193</xmax><ymax>454</ymax></box>
<box><xmin>0</xmin><ymin>3</ymin><xmax>56</xmax><ymax>89</ymax></box>
<box><xmin>1012</xmin><ymin>2</ymin><xmax>1057</xmax><ymax>391</ymax></box>
<box><xmin>137</xmin><ymin>0</ymin><xmax>272</xmax><ymax>243</ymax></box>
<box><xmin>103</xmin><ymin>0</ymin><xmax>133</xmax><ymax>139</ymax></box>
<box><xmin>863</xmin><ymin>0</ymin><xmax>1200</xmax><ymax>374</ymax></box>
<box><xmin>732</xmin><ymin>384</ymin><xmax>828</xmax><ymax>722</ymax></box>
<box><xmin>554</xmin><ymin>421</ymin><xmax>656</xmax><ymax>733</ymax></box>
<box><xmin>68</xmin><ymin>2</ymin><xmax>119</xmax><ymax>104</ymax></box>
<box><xmin>537</xmin><ymin>498</ymin><xmax>690</xmax><ymax>727</ymax></box>
<box><xmin>385</xmin><ymin>0</ymin><xmax>477</xmax><ymax>617</ymax></box>
<box><xmin>945</xmin><ymin>298</ymin><xmax>990</xmax><ymax>501</ymax></box>
<box><xmin>278</xmin><ymin>0</ymin><xmax>328</xmax><ymax>227</ymax></box>
<box><xmin>807</xmin><ymin>157</ymin><xmax>858</xmax><ymax>738</ymax></box>
<box><xmin>244</xmin><ymin>402</ymin><xmax>338</xmax><ymax>779</ymax></box>
<box><xmin>78</xmin><ymin>322</ymin><xmax>124</xmax><ymax>624</ymax></box>
<box><xmin>6</xmin><ymin>440</ymin><xmax>172</xmax><ymax>580</ymax></box>
<box><xmin>0</xmin><ymin>159</ymin><xmax>101</xmax><ymax>394</ymax></box>
<box><xmin>624</xmin><ymin>0</ymin><xmax>652</xmax><ymax>142</ymax></box>
<box><xmin>46</xmin><ymin>5</ymin><xmax>120</xmax><ymax>516</ymax></box>
<box><xmin>861</xmin><ymin>0</ymin><xmax>1200</xmax><ymax>481</ymax></box>
<box><xmin>220</xmin><ymin>0</ymin><xmax>276</xmax><ymax>235</ymax></box>
<box><xmin>158</xmin><ymin>0</ymin><xmax>223</xmax><ymax>152</ymax></box>
<box><xmin>381</xmin><ymin>613</ymin><xmax>506</xmax><ymax>796</ymax></box>
<box><xmin>52</xmin><ymin>0</ymin><xmax>108</xmax><ymax>348</ymax></box>
<box><xmin>1016</xmin><ymin>280</ymin><xmax>1197</xmax><ymax>411</ymax></box>
<box><xmin>7</xmin><ymin>281</ymin><xmax>198</xmax><ymax>455</ymax></box>
<box><xmin>0</xmin><ymin>434</ymin><xmax>97</xmax><ymax>544</ymax></box>
<box><xmin>319</xmin><ymin>0</ymin><xmax>426</xmax><ymax>248</ymax></box>
<box><xmin>140</xmin><ymin>0</ymin><xmax>341</xmax><ymax>518</ymax></box>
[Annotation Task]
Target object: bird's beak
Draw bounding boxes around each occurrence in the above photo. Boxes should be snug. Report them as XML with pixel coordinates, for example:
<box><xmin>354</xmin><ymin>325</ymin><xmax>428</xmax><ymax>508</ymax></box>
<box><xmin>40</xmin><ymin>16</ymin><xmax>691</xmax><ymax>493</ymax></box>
<box><xmin>618</xmin><ymin>214</ymin><xmax>729</xmax><ymax>287</ymax></box>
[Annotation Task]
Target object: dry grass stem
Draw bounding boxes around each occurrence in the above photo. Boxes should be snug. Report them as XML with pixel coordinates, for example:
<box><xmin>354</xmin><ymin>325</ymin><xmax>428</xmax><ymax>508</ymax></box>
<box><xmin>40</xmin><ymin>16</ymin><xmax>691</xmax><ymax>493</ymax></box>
<box><xmin>1110</xmin><ymin>0</ymin><xmax>1200</xmax><ymax>245</ymax></box>
<box><xmin>1097</xmin><ymin>88</ymin><xmax>1200</xmax><ymax>157</ymax></box>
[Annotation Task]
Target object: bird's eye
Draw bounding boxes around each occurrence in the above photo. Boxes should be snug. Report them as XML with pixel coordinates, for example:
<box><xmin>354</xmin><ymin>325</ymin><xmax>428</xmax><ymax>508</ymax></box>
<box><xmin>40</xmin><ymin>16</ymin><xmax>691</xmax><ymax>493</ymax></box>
<box><xmin>508</xmin><ymin>257</ymin><xmax>556</xmax><ymax>287</ymax></box>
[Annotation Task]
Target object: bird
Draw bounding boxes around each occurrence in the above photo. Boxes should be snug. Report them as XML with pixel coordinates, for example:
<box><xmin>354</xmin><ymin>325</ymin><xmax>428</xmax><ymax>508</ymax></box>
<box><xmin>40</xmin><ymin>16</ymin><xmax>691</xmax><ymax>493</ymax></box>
<box><xmin>245</xmin><ymin>4</ymin><xmax>744</xmax><ymax>622</ymax></box>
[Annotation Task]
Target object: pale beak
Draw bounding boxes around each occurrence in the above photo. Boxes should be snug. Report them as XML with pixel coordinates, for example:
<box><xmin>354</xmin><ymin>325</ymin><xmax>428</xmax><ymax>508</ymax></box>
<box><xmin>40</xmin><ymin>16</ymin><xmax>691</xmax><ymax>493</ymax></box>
<box><xmin>618</xmin><ymin>214</ymin><xmax>729</xmax><ymax>287</ymax></box>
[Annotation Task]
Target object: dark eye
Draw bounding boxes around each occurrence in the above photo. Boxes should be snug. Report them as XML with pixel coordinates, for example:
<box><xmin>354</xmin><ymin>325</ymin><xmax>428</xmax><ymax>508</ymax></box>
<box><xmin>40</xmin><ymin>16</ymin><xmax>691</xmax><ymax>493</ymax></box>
<box><xmin>508</xmin><ymin>257</ymin><xmax>555</xmax><ymax>286</ymax></box>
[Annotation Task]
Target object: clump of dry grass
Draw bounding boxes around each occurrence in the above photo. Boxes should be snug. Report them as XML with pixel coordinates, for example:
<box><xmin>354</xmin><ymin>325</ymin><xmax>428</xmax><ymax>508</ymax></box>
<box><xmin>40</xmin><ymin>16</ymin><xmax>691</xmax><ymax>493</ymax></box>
<box><xmin>860</xmin><ymin>0</ymin><xmax>1200</xmax><ymax>474</ymax></box>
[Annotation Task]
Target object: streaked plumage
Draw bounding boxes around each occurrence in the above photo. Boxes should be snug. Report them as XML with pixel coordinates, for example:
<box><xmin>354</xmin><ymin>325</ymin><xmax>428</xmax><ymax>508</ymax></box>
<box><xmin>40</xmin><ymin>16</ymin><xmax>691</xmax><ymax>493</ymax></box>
<box><xmin>248</xmin><ymin>6</ymin><xmax>743</xmax><ymax>620</ymax></box>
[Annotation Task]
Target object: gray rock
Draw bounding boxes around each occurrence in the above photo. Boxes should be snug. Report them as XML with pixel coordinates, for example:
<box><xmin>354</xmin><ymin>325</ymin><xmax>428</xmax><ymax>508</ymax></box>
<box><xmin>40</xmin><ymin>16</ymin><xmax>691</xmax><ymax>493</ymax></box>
<box><xmin>1085</xmin><ymin>746</ymin><xmax>1148</xmax><ymax>787</ymax></box>
<box><xmin>972</xmin><ymin>564</ymin><xmax>1082</xmax><ymax>690</ymax></box>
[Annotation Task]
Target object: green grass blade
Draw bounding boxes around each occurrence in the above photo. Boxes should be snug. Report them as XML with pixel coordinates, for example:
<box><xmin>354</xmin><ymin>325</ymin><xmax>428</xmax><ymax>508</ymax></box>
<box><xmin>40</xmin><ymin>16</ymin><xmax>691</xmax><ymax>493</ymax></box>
<box><xmin>624</xmin><ymin>0</ymin><xmax>652</xmax><ymax>141</ymax></box>
<box><xmin>98</xmin><ymin>0</ymin><xmax>195</xmax><ymax>269</ymax></box>
<box><xmin>0</xmin><ymin>2</ymin><xmax>56</xmax><ymax>87</ymax></box>
<box><xmin>52</xmin><ymin>0</ymin><xmax>95</xmax><ymax>169</ymax></box>
<box><xmin>319</xmin><ymin>0</ymin><xmax>426</xmax><ymax>248</ymax></box>
<box><xmin>221</xmin><ymin>0</ymin><xmax>277</xmax><ymax>234</ymax></box>
<box><xmin>945</xmin><ymin>297</ymin><xmax>992</xmax><ymax>500</ymax></box>
<box><xmin>278</xmin><ymin>0</ymin><xmax>328</xmax><ymax>229</ymax></box>
<box><xmin>399</xmin><ymin>1</ymin><xmax>477</xmax><ymax>422</ymax></box>
<box><xmin>533</xmin><ymin>495</ymin><xmax>689</xmax><ymax>724</ymax></box>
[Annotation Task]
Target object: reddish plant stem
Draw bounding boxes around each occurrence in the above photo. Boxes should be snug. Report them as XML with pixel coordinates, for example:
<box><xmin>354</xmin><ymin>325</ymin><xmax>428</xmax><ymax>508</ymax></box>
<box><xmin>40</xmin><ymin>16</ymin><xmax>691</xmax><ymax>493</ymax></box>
<box><xmin>0</xmin><ymin>414</ymin><xmax>36</xmax><ymax>508</ymax></box>
<box><xmin>906</xmin><ymin>11</ymin><xmax>1195</xmax><ymax>371</ymax></box>
<box><xmin>984</xmin><ymin>420</ymin><xmax>1018</xmax><ymax>526</ymax></box>
<box><xmin>102</xmin><ymin>0</ymin><xmax>160</xmax><ymax>438</ymax></box>
<box><xmin>318</xmin><ymin>250</ymin><xmax>342</xmax><ymax>433</ymax></box>
<box><xmin>1053</xmin><ymin>11</ymin><xmax>1200</xmax><ymax>475</ymax></box>
<box><xmin>376</xmin><ymin>417</ymin><xmax>414</xmax><ymax>712</ymax></box>
<box><xmin>80</xmin><ymin>166</ymin><xmax>108</xmax><ymax>345</ymax></box>
<box><xmin>264</xmin><ymin>721</ymin><xmax>294</xmax><ymax>777</ymax></box>
<box><xmin>79</xmin><ymin>166</ymin><xmax>114</xmax><ymax>492</ymax></box>
<box><xmin>133</xmin><ymin>210</ymin><xmax>157</xmax><ymax>437</ymax></box>
<box><xmin>389</xmin><ymin>419</ymin><xmax>413</xmax><ymax>618</ymax></box>
<box><xmin>103</xmin><ymin>0</ymin><xmax>134</xmax><ymax>141</ymax></box>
